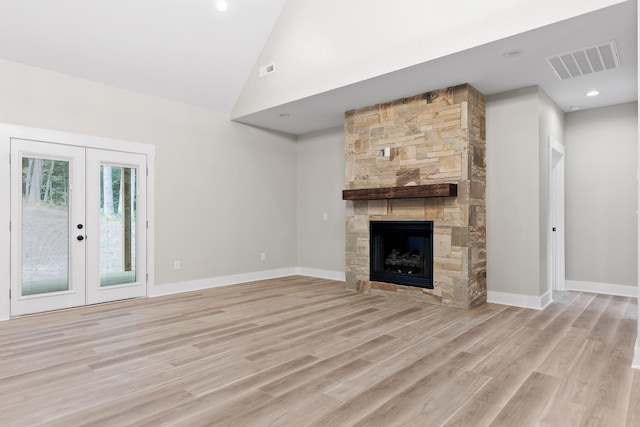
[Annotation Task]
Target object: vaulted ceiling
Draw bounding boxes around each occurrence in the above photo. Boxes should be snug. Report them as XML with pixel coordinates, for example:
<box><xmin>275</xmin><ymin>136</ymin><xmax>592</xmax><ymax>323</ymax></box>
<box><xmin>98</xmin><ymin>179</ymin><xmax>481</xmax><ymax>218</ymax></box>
<box><xmin>0</xmin><ymin>0</ymin><xmax>287</xmax><ymax>112</ymax></box>
<box><xmin>0</xmin><ymin>0</ymin><xmax>636</xmax><ymax>135</ymax></box>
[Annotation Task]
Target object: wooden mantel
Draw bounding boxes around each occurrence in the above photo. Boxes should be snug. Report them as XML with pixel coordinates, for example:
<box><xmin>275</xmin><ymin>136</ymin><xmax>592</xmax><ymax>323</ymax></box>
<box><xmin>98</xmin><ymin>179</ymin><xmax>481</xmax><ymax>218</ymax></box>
<box><xmin>342</xmin><ymin>183</ymin><xmax>457</xmax><ymax>201</ymax></box>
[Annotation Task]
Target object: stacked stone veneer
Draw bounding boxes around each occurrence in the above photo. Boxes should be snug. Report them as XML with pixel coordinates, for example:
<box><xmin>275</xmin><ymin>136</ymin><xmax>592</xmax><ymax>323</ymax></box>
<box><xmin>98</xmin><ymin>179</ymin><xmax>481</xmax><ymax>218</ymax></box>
<box><xmin>344</xmin><ymin>84</ymin><xmax>486</xmax><ymax>309</ymax></box>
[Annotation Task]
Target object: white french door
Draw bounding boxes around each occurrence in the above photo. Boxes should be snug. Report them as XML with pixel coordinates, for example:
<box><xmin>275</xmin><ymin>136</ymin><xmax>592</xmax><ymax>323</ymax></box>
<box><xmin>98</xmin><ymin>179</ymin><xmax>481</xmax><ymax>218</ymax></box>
<box><xmin>10</xmin><ymin>139</ymin><xmax>147</xmax><ymax>316</ymax></box>
<box><xmin>86</xmin><ymin>148</ymin><xmax>147</xmax><ymax>305</ymax></box>
<box><xmin>10</xmin><ymin>140</ymin><xmax>86</xmax><ymax>315</ymax></box>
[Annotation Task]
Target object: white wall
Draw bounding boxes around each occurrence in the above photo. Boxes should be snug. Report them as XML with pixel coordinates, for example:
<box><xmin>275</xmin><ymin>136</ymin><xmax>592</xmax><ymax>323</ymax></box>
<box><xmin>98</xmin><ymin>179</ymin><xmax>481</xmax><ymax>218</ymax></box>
<box><xmin>232</xmin><ymin>0</ymin><xmax>626</xmax><ymax>119</ymax></box>
<box><xmin>0</xmin><ymin>59</ymin><xmax>298</xmax><ymax>305</ymax></box>
<box><xmin>486</xmin><ymin>87</ymin><xmax>542</xmax><ymax>303</ymax></box>
<box><xmin>565</xmin><ymin>102</ymin><xmax>638</xmax><ymax>288</ymax></box>
<box><xmin>296</xmin><ymin>127</ymin><xmax>346</xmax><ymax>277</ymax></box>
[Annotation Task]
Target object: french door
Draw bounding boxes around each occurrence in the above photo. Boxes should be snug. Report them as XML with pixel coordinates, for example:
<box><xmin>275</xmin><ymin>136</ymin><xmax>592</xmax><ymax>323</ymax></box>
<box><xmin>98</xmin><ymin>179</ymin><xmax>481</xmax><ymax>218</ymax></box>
<box><xmin>10</xmin><ymin>139</ymin><xmax>147</xmax><ymax>316</ymax></box>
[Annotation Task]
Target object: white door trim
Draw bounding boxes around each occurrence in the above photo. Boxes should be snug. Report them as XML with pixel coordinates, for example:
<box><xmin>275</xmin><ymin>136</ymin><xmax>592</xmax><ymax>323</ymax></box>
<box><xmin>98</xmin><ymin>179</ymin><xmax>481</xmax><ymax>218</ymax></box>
<box><xmin>549</xmin><ymin>136</ymin><xmax>566</xmax><ymax>292</ymax></box>
<box><xmin>0</xmin><ymin>123</ymin><xmax>155</xmax><ymax>320</ymax></box>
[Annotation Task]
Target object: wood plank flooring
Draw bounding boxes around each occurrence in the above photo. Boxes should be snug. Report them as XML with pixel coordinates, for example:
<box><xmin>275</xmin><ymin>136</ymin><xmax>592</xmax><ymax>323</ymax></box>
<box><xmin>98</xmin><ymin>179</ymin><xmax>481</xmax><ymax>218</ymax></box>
<box><xmin>0</xmin><ymin>276</ymin><xmax>638</xmax><ymax>426</ymax></box>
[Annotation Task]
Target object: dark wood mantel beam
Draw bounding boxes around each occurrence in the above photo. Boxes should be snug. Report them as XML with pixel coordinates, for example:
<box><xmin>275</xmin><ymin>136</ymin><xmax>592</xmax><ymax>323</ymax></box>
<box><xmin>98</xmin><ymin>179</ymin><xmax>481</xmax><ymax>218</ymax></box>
<box><xmin>342</xmin><ymin>183</ymin><xmax>457</xmax><ymax>201</ymax></box>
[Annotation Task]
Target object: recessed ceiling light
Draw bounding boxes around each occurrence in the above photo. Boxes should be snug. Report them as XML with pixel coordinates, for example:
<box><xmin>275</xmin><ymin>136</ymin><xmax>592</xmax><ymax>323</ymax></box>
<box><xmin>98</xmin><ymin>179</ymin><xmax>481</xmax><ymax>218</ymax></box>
<box><xmin>502</xmin><ymin>49</ymin><xmax>523</xmax><ymax>59</ymax></box>
<box><xmin>570</xmin><ymin>106</ymin><xmax>581</xmax><ymax>111</ymax></box>
<box><xmin>586</xmin><ymin>90</ymin><xmax>600</xmax><ymax>97</ymax></box>
<box><xmin>215</xmin><ymin>0</ymin><xmax>228</xmax><ymax>12</ymax></box>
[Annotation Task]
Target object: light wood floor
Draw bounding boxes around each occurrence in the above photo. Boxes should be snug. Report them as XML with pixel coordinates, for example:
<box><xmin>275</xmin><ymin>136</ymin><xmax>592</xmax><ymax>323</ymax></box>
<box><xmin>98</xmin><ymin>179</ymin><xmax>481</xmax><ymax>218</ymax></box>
<box><xmin>0</xmin><ymin>276</ymin><xmax>638</xmax><ymax>426</ymax></box>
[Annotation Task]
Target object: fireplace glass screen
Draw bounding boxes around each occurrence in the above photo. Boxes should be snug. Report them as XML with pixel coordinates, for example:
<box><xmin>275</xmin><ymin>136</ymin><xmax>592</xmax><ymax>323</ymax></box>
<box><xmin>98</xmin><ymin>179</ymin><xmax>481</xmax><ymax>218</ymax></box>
<box><xmin>370</xmin><ymin>221</ymin><xmax>433</xmax><ymax>289</ymax></box>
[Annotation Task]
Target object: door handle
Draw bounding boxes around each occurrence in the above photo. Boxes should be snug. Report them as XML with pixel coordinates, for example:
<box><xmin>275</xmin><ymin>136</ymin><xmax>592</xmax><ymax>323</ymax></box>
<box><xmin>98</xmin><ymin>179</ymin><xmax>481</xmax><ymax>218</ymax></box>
<box><xmin>77</xmin><ymin>235</ymin><xmax>85</xmax><ymax>241</ymax></box>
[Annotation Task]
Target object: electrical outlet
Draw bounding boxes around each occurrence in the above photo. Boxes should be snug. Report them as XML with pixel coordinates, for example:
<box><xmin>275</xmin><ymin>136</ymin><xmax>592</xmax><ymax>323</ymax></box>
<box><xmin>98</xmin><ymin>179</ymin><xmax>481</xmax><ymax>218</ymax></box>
<box><xmin>174</xmin><ymin>260</ymin><xmax>181</xmax><ymax>270</ymax></box>
<box><xmin>323</xmin><ymin>213</ymin><xmax>328</xmax><ymax>221</ymax></box>
<box><xmin>260</xmin><ymin>252</ymin><xmax>266</xmax><ymax>261</ymax></box>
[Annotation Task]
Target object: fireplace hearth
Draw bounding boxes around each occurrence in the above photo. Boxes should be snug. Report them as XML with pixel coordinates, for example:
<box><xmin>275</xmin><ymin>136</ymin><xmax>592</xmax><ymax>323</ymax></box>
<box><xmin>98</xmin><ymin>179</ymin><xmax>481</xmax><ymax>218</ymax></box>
<box><xmin>370</xmin><ymin>221</ymin><xmax>433</xmax><ymax>289</ymax></box>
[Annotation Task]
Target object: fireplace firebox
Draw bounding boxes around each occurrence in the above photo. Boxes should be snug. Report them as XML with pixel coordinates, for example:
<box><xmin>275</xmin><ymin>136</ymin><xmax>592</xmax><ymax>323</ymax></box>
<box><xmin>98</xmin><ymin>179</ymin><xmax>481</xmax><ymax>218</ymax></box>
<box><xmin>370</xmin><ymin>221</ymin><xmax>433</xmax><ymax>289</ymax></box>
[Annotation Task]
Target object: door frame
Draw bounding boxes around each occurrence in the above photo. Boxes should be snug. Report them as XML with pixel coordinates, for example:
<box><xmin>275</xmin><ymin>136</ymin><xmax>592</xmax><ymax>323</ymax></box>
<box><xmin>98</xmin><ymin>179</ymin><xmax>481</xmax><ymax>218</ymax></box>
<box><xmin>0</xmin><ymin>123</ymin><xmax>155</xmax><ymax>320</ymax></box>
<box><xmin>549</xmin><ymin>136</ymin><xmax>566</xmax><ymax>292</ymax></box>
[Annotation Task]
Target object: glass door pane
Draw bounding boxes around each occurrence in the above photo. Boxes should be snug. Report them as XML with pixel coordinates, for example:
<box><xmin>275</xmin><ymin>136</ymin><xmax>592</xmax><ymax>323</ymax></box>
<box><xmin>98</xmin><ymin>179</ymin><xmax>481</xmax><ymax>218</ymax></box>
<box><xmin>21</xmin><ymin>157</ymin><xmax>70</xmax><ymax>295</ymax></box>
<box><xmin>10</xmin><ymin>139</ymin><xmax>86</xmax><ymax>316</ymax></box>
<box><xmin>86</xmin><ymin>148</ymin><xmax>147</xmax><ymax>305</ymax></box>
<box><xmin>100</xmin><ymin>165</ymin><xmax>137</xmax><ymax>286</ymax></box>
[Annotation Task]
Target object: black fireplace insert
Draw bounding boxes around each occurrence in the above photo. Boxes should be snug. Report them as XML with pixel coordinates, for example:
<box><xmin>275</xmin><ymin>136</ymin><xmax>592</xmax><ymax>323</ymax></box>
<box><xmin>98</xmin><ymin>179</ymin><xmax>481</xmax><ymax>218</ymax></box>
<box><xmin>370</xmin><ymin>221</ymin><xmax>433</xmax><ymax>289</ymax></box>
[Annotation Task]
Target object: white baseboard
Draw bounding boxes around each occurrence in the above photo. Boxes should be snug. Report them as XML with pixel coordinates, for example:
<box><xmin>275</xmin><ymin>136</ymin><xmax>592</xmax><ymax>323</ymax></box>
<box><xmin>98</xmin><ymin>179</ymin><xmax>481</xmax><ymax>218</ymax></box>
<box><xmin>633</xmin><ymin>340</ymin><xmax>640</xmax><ymax>370</ymax></box>
<box><xmin>294</xmin><ymin>267</ymin><xmax>345</xmax><ymax>282</ymax></box>
<box><xmin>150</xmin><ymin>267</ymin><xmax>346</xmax><ymax>298</ymax></box>
<box><xmin>487</xmin><ymin>290</ymin><xmax>553</xmax><ymax>310</ymax></box>
<box><xmin>148</xmin><ymin>267</ymin><xmax>298</xmax><ymax>297</ymax></box>
<box><xmin>565</xmin><ymin>280</ymin><xmax>638</xmax><ymax>298</ymax></box>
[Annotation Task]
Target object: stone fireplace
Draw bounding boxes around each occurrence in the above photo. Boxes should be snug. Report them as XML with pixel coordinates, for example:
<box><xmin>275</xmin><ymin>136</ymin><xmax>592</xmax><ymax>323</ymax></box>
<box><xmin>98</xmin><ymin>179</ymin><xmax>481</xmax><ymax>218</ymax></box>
<box><xmin>343</xmin><ymin>84</ymin><xmax>486</xmax><ymax>309</ymax></box>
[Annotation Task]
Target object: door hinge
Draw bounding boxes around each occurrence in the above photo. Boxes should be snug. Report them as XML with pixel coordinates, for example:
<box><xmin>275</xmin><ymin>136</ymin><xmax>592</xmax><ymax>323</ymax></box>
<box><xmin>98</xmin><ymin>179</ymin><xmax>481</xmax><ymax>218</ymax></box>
<box><xmin>146</xmin><ymin>220</ymin><xmax>149</xmax><ymax>229</ymax></box>
<box><xmin>146</xmin><ymin>273</ymin><xmax>149</xmax><ymax>284</ymax></box>
<box><xmin>9</xmin><ymin>289</ymin><xmax>11</xmax><ymax>299</ymax></box>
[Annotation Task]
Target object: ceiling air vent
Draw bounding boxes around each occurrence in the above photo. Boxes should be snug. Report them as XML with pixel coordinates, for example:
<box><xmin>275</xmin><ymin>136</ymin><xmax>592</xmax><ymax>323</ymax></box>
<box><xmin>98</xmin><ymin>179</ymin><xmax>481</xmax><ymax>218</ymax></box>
<box><xmin>259</xmin><ymin>63</ymin><xmax>275</xmax><ymax>78</ymax></box>
<box><xmin>546</xmin><ymin>40</ymin><xmax>620</xmax><ymax>80</ymax></box>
